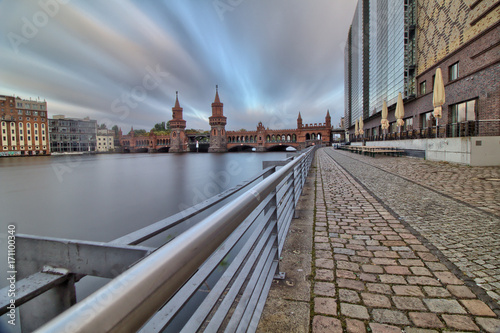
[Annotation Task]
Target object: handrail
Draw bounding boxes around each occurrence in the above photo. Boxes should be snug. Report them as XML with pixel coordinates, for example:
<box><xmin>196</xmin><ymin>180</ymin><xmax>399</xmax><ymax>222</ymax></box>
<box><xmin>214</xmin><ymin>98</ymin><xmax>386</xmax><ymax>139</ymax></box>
<box><xmin>36</xmin><ymin>148</ymin><xmax>314</xmax><ymax>333</ymax></box>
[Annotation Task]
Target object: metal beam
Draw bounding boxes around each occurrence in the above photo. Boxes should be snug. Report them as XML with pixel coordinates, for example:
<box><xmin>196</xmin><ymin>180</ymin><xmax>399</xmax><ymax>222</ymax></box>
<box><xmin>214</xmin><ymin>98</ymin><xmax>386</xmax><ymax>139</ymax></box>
<box><xmin>17</xmin><ymin>234</ymin><xmax>153</xmax><ymax>279</ymax></box>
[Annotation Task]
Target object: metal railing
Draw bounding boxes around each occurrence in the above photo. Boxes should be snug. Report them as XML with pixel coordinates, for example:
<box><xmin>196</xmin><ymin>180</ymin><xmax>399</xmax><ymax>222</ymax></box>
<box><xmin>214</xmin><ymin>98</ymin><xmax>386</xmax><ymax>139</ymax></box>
<box><xmin>350</xmin><ymin>120</ymin><xmax>500</xmax><ymax>142</ymax></box>
<box><xmin>1</xmin><ymin>147</ymin><xmax>316</xmax><ymax>332</ymax></box>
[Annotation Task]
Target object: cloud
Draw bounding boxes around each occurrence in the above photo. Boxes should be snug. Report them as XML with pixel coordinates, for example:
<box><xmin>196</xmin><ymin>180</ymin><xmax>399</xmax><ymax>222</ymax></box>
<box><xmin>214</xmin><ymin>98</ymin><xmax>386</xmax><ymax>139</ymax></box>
<box><xmin>0</xmin><ymin>0</ymin><xmax>357</xmax><ymax>131</ymax></box>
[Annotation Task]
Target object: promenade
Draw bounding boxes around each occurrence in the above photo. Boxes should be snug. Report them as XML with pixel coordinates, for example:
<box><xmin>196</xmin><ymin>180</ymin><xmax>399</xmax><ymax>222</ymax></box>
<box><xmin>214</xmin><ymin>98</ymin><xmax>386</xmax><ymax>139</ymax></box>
<box><xmin>258</xmin><ymin>147</ymin><xmax>500</xmax><ymax>333</ymax></box>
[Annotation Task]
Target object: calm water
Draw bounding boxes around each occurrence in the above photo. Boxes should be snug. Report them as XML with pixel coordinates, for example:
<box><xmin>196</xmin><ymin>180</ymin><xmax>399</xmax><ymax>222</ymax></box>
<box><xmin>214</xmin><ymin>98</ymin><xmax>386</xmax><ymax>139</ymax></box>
<box><xmin>0</xmin><ymin>151</ymin><xmax>289</xmax><ymax>330</ymax></box>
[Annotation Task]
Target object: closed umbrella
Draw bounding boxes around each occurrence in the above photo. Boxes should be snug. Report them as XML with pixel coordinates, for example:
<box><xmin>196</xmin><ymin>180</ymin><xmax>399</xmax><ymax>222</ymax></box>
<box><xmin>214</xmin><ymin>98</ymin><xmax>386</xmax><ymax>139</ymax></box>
<box><xmin>359</xmin><ymin>116</ymin><xmax>364</xmax><ymax>136</ymax></box>
<box><xmin>395</xmin><ymin>92</ymin><xmax>405</xmax><ymax>137</ymax></box>
<box><xmin>381</xmin><ymin>100</ymin><xmax>389</xmax><ymax>136</ymax></box>
<box><xmin>433</xmin><ymin>67</ymin><xmax>445</xmax><ymax>137</ymax></box>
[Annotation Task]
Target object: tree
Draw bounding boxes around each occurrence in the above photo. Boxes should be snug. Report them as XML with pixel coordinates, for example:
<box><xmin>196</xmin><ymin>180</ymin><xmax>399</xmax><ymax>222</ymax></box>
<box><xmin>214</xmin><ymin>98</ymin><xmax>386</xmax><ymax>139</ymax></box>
<box><xmin>112</xmin><ymin>125</ymin><xmax>119</xmax><ymax>137</ymax></box>
<box><xmin>153</xmin><ymin>122</ymin><xmax>166</xmax><ymax>132</ymax></box>
<box><xmin>99</xmin><ymin>123</ymin><xmax>107</xmax><ymax>129</ymax></box>
<box><xmin>132</xmin><ymin>129</ymin><xmax>147</xmax><ymax>136</ymax></box>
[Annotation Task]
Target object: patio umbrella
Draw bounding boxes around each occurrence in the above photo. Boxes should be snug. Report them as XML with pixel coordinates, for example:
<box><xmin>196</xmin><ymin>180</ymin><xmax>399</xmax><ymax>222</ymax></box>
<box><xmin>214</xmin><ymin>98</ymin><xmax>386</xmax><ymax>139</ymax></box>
<box><xmin>433</xmin><ymin>67</ymin><xmax>445</xmax><ymax>119</ymax></box>
<box><xmin>381</xmin><ymin>100</ymin><xmax>389</xmax><ymax>130</ymax></box>
<box><xmin>395</xmin><ymin>92</ymin><xmax>405</xmax><ymax>127</ymax></box>
<box><xmin>433</xmin><ymin>67</ymin><xmax>445</xmax><ymax>137</ymax></box>
<box><xmin>355</xmin><ymin>118</ymin><xmax>359</xmax><ymax>136</ymax></box>
<box><xmin>359</xmin><ymin>116</ymin><xmax>364</xmax><ymax>135</ymax></box>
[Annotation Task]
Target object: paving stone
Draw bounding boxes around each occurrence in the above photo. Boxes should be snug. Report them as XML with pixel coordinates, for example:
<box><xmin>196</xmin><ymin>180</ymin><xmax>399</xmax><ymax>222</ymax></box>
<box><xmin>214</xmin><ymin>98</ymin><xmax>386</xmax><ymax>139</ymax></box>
<box><xmin>422</xmin><ymin>286</ymin><xmax>451</xmax><ymax>297</ymax></box>
<box><xmin>392</xmin><ymin>285</ymin><xmax>424</xmax><ymax>297</ymax></box>
<box><xmin>315</xmin><ymin>258</ymin><xmax>334</xmax><ymax>269</ymax></box>
<box><xmin>407</xmin><ymin>276</ymin><xmax>441</xmax><ymax>286</ymax></box>
<box><xmin>380</xmin><ymin>274</ymin><xmax>408</xmax><ymax>284</ymax></box>
<box><xmin>392</xmin><ymin>296</ymin><xmax>427</xmax><ymax>311</ymax></box>
<box><xmin>369</xmin><ymin>323</ymin><xmax>402</xmax><ymax>333</ymax></box>
<box><xmin>408</xmin><ymin>312</ymin><xmax>444</xmax><ymax>329</ymax></box>
<box><xmin>339</xmin><ymin>288</ymin><xmax>361</xmax><ymax>303</ymax></box>
<box><xmin>314</xmin><ymin>282</ymin><xmax>336</xmax><ymax>297</ymax></box>
<box><xmin>337</xmin><ymin>269</ymin><xmax>357</xmax><ymax>279</ymax></box>
<box><xmin>367</xmin><ymin>283</ymin><xmax>393</xmax><ymax>295</ymax></box>
<box><xmin>459</xmin><ymin>299</ymin><xmax>497</xmax><ymax>317</ymax></box>
<box><xmin>346</xmin><ymin>319</ymin><xmax>366</xmax><ymax>333</ymax></box>
<box><xmin>314</xmin><ymin>297</ymin><xmax>337</xmax><ymax>316</ymax></box>
<box><xmin>341</xmin><ymin>303</ymin><xmax>370</xmax><ymax>320</ymax></box>
<box><xmin>362</xmin><ymin>264</ymin><xmax>384</xmax><ymax>274</ymax></box>
<box><xmin>446</xmin><ymin>285</ymin><xmax>476</xmax><ymax>298</ymax></box>
<box><xmin>410</xmin><ymin>267</ymin><xmax>432</xmax><ymax>276</ymax></box>
<box><xmin>384</xmin><ymin>266</ymin><xmax>411</xmax><ymax>275</ymax></box>
<box><xmin>404</xmin><ymin>329</ymin><xmax>439</xmax><ymax>333</ymax></box>
<box><xmin>424</xmin><ymin>262</ymin><xmax>448</xmax><ymax>271</ymax></box>
<box><xmin>433</xmin><ymin>271</ymin><xmax>464</xmax><ymax>285</ymax></box>
<box><xmin>372</xmin><ymin>309</ymin><xmax>410</xmax><ymax>325</ymax></box>
<box><xmin>359</xmin><ymin>273</ymin><xmax>377</xmax><ymax>282</ymax></box>
<box><xmin>442</xmin><ymin>314</ymin><xmax>480</xmax><ymax>331</ymax></box>
<box><xmin>338</xmin><ymin>278</ymin><xmax>365</xmax><ymax>291</ymax></box>
<box><xmin>423</xmin><ymin>299</ymin><xmax>467</xmax><ymax>314</ymax></box>
<box><xmin>316</xmin><ymin>269</ymin><xmax>334</xmax><ymax>281</ymax></box>
<box><xmin>312</xmin><ymin>316</ymin><xmax>343</xmax><ymax>333</ymax></box>
<box><xmin>337</xmin><ymin>260</ymin><xmax>360</xmax><ymax>271</ymax></box>
<box><xmin>361</xmin><ymin>292</ymin><xmax>391</xmax><ymax>308</ymax></box>
<box><xmin>475</xmin><ymin>317</ymin><xmax>500</xmax><ymax>333</ymax></box>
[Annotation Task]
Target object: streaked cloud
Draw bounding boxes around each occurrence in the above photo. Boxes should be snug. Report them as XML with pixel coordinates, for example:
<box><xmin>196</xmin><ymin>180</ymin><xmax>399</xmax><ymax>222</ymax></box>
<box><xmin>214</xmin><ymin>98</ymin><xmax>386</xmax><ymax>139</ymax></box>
<box><xmin>0</xmin><ymin>0</ymin><xmax>357</xmax><ymax>131</ymax></box>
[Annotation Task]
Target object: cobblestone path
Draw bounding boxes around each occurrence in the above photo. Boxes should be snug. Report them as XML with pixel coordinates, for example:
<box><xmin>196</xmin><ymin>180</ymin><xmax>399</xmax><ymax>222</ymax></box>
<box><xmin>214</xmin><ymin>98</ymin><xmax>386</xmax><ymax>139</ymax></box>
<box><xmin>310</xmin><ymin>148</ymin><xmax>500</xmax><ymax>332</ymax></box>
<box><xmin>324</xmin><ymin>148</ymin><xmax>500</xmax><ymax>304</ymax></box>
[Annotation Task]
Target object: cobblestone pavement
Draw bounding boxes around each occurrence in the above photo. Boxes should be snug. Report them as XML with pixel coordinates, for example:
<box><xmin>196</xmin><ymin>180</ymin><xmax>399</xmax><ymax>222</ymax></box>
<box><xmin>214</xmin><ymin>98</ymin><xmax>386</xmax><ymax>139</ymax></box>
<box><xmin>325</xmin><ymin>148</ymin><xmax>500</xmax><ymax>303</ymax></box>
<box><xmin>310</xmin><ymin>148</ymin><xmax>500</xmax><ymax>333</ymax></box>
<box><xmin>338</xmin><ymin>149</ymin><xmax>500</xmax><ymax>217</ymax></box>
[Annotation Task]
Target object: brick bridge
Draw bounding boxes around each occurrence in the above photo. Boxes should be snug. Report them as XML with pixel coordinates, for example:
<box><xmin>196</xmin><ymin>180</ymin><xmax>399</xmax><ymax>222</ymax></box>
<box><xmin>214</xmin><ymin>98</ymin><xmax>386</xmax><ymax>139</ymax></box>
<box><xmin>120</xmin><ymin>87</ymin><xmax>342</xmax><ymax>153</ymax></box>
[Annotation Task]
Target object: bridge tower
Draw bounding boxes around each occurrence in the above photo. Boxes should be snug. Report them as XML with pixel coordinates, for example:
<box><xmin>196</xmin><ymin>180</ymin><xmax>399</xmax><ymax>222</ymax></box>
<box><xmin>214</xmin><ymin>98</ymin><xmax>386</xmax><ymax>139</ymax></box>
<box><xmin>169</xmin><ymin>91</ymin><xmax>187</xmax><ymax>153</ymax></box>
<box><xmin>208</xmin><ymin>85</ymin><xmax>227</xmax><ymax>153</ymax></box>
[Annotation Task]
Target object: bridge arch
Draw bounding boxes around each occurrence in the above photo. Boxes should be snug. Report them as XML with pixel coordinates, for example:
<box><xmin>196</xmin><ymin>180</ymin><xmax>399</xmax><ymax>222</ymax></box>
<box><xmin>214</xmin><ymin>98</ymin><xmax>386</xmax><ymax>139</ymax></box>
<box><xmin>228</xmin><ymin>144</ymin><xmax>254</xmax><ymax>152</ymax></box>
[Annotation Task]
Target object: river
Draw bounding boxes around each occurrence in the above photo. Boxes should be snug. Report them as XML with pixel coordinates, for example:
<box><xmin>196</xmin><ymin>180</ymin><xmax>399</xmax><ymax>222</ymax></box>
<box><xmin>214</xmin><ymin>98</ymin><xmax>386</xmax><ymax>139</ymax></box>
<box><xmin>0</xmin><ymin>151</ymin><xmax>289</xmax><ymax>331</ymax></box>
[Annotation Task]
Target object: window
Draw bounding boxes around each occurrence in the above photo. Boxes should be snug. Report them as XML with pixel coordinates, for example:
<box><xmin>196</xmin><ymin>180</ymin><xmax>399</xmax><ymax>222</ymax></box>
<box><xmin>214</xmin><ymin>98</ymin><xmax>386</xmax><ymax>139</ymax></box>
<box><xmin>421</xmin><ymin>111</ymin><xmax>436</xmax><ymax>128</ymax></box>
<box><xmin>449</xmin><ymin>62</ymin><xmax>459</xmax><ymax>81</ymax></box>
<box><xmin>420</xmin><ymin>81</ymin><xmax>426</xmax><ymax>95</ymax></box>
<box><xmin>404</xmin><ymin>117</ymin><xmax>413</xmax><ymax>131</ymax></box>
<box><xmin>451</xmin><ymin>99</ymin><xmax>476</xmax><ymax>123</ymax></box>
<box><xmin>18</xmin><ymin>110</ymin><xmax>23</xmax><ymax>115</ymax></box>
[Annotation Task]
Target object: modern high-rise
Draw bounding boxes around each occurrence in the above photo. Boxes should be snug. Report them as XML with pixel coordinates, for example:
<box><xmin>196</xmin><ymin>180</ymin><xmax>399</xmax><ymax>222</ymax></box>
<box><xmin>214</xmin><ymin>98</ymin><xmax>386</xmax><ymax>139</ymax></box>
<box><xmin>345</xmin><ymin>0</ymin><xmax>416</xmax><ymax>128</ymax></box>
<box><xmin>0</xmin><ymin>95</ymin><xmax>50</xmax><ymax>156</ymax></box>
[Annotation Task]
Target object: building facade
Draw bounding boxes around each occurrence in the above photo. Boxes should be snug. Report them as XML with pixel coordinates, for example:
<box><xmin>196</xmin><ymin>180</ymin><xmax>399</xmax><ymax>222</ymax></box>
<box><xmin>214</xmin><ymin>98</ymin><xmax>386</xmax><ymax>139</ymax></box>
<box><xmin>97</xmin><ymin>129</ymin><xmax>115</xmax><ymax>152</ymax></box>
<box><xmin>344</xmin><ymin>0</ymin><xmax>499</xmax><ymax>146</ymax></box>
<box><xmin>49</xmin><ymin>115</ymin><xmax>97</xmax><ymax>153</ymax></box>
<box><xmin>0</xmin><ymin>95</ymin><xmax>50</xmax><ymax>156</ymax></box>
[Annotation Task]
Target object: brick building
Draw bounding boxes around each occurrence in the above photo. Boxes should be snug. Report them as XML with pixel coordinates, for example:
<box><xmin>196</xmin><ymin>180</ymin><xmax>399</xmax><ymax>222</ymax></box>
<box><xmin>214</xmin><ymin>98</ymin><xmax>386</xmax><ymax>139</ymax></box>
<box><xmin>0</xmin><ymin>95</ymin><xmax>50</xmax><ymax>156</ymax></box>
<box><xmin>344</xmin><ymin>0</ymin><xmax>500</xmax><ymax>165</ymax></box>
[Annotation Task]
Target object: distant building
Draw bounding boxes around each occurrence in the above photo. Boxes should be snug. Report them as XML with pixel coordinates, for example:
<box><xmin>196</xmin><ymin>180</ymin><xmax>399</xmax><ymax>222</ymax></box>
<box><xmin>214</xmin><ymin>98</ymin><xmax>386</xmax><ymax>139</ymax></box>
<box><xmin>49</xmin><ymin>115</ymin><xmax>97</xmax><ymax>153</ymax></box>
<box><xmin>0</xmin><ymin>95</ymin><xmax>50</xmax><ymax>156</ymax></box>
<box><xmin>97</xmin><ymin>129</ymin><xmax>115</xmax><ymax>152</ymax></box>
<box><xmin>344</xmin><ymin>0</ymin><xmax>500</xmax><ymax>165</ymax></box>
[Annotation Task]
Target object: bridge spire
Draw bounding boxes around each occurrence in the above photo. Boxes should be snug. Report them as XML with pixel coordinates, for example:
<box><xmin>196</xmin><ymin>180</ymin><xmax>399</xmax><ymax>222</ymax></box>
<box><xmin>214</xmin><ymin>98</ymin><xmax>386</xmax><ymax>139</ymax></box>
<box><xmin>214</xmin><ymin>85</ymin><xmax>221</xmax><ymax>103</ymax></box>
<box><xmin>174</xmin><ymin>91</ymin><xmax>180</xmax><ymax>108</ymax></box>
<box><xmin>297</xmin><ymin>112</ymin><xmax>303</xmax><ymax>129</ymax></box>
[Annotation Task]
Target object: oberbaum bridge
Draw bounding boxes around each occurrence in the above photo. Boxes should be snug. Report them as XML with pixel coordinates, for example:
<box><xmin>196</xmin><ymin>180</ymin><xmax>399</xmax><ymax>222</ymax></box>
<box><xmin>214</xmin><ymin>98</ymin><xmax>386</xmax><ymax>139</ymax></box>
<box><xmin>0</xmin><ymin>87</ymin><xmax>345</xmax><ymax>332</ymax></box>
<box><xmin>119</xmin><ymin>86</ymin><xmax>345</xmax><ymax>153</ymax></box>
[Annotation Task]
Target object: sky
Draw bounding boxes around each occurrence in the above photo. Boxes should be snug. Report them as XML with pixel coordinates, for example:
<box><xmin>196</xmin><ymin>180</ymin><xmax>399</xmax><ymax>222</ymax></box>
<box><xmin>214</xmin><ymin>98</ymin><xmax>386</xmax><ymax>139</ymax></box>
<box><xmin>0</xmin><ymin>0</ymin><xmax>357</xmax><ymax>131</ymax></box>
